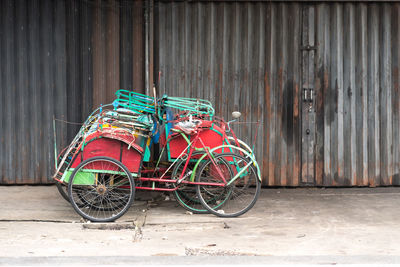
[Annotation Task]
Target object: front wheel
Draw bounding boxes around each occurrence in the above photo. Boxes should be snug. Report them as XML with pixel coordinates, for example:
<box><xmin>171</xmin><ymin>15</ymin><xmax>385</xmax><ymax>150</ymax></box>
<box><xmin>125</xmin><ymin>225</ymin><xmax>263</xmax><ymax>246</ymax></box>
<box><xmin>196</xmin><ymin>153</ymin><xmax>261</xmax><ymax>218</ymax></box>
<box><xmin>68</xmin><ymin>156</ymin><xmax>135</xmax><ymax>222</ymax></box>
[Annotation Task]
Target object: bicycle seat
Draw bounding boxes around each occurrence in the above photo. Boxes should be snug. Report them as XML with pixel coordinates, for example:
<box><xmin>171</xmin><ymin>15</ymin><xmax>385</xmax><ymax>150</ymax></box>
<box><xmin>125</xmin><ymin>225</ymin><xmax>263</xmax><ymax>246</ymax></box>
<box><xmin>172</xmin><ymin>119</ymin><xmax>202</xmax><ymax>135</ymax></box>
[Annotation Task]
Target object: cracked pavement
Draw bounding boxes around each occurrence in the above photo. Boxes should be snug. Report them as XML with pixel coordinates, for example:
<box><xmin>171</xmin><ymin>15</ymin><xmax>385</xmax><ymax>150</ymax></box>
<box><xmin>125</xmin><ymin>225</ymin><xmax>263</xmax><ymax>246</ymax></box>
<box><xmin>1</xmin><ymin>186</ymin><xmax>400</xmax><ymax>263</ymax></box>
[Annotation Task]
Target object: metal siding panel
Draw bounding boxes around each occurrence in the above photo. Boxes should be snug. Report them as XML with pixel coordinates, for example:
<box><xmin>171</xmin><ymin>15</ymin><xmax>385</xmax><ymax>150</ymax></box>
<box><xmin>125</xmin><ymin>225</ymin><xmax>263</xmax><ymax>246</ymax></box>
<box><xmin>15</xmin><ymin>0</ymin><xmax>28</xmax><ymax>183</ymax></box>
<box><xmin>0</xmin><ymin>0</ymin><xmax>4</xmax><ymax>182</ymax></box>
<box><xmin>27</xmin><ymin>0</ymin><xmax>41</xmax><ymax>182</ymax></box>
<box><xmin>315</xmin><ymin>3</ymin><xmax>327</xmax><ymax>186</ymax></box>
<box><xmin>354</xmin><ymin>3</ymin><xmax>369</xmax><ymax>186</ymax></box>
<box><xmin>368</xmin><ymin>5</ymin><xmax>381</xmax><ymax>186</ymax></box>
<box><xmin>4</xmin><ymin>0</ymin><xmax>17</xmax><ymax>183</ymax></box>
<box><xmin>80</xmin><ymin>0</ymin><xmax>93</xmax><ymax>119</ymax></box>
<box><xmin>92</xmin><ymin>0</ymin><xmax>107</xmax><ymax>109</ymax></box>
<box><xmin>120</xmin><ymin>1</ymin><xmax>133</xmax><ymax>90</ymax></box>
<box><xmin>256</xmin><ymin>2</ymin><xmax>266</xmax><ymax>186</ymax></box>
<box><xmin>268</xmin><ymin>4</ymin><xmax>277</xmax><ymax>185</ymax></box>
<box><xmin>0</xmin><ymin>0</ymin><xmax>144</xmax><ymax>184</ymax></box>
<box><xmin>280</xmin><ymin>3</ymin><xmax>288</xmax><ymax>186</ymax></box>
<box><xmin>392</xmin><ymin>4</ymin><xmax>400</xmax><ymax>185</ymax></box>
<box><xmin>53</xmin><ymin>0</ymin><xmax>68</xmax><ymax>181</ymax></box>
<box><xmin>322</xmin><ymin>4</ymin><xmax>332</xmax><ymax>186</ymax></box>
<box><xmin>336</xmin><ymin>4</ymin><xmax>345</xmax><ymax>185</ymax></box>
<box><xmin>380</xmin><ymin>3</ymin><xmax>392</xmax><ymax>185</ymax></box>
<box><xmin>154</xmin><ymin>1</ymin><xmax>399</xmax><ymax>186</ymax></box>
<box><xmin>360</xmin><ymin>4</ymin><xmax>369</xmax><ymax>186</ymax></box>
<box><xmin>106</xmin><ymin>0</ymin><xmax>120</xmax><ymax>102</ymax></box>
<box><xmin>2</xmin><ymin>1</ymin><xmax>399</xmax><ymax>186</ymax></box>
<box><xmin>292</xmin><ymin>3</ymin><xmax>301</xmax><ymax>186</ymax></box>
<box><xmin>133</xmin><ymin>0</ymin><xmax>144</xmax><ymax>93</ymax></box>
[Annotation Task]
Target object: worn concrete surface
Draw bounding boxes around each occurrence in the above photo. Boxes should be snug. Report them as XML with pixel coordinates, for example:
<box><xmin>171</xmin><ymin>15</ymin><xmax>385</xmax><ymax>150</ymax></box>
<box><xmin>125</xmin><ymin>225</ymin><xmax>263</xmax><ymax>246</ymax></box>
<box><xmin>0</xmin><ymin>186</ymin><xmax>400</xmax><ymax>264</ymax></box>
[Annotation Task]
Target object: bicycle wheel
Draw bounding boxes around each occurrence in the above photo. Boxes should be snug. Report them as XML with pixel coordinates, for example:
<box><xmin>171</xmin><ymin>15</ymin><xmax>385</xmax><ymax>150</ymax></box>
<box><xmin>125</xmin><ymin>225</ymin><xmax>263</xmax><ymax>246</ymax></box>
<box><xmin>196</xmin><ymin>153</ymin><xmax>261</xmax><ymax>218</ymax></box>
<box><xmin>68</xmin><ymin>156</ymin><xmax>135</xmax><ymax>222</ymax></box>
<box><xmin>171</xmin><ymin>152</ymin><xmax>210</xmax><ymax>214</ymax></box>
<box><xmin>56</xmin><ymin>182</ymin><xmax>70</xmax><ymax>202</ymax></box>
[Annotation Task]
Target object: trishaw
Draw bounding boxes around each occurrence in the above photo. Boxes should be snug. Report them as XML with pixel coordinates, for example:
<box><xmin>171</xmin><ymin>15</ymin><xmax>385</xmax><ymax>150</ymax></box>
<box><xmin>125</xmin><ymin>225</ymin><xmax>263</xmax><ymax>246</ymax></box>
<box><xmin>53</xmin><ymin>90</ymin><xmax>261</xmax><ymax>222</ymax></box>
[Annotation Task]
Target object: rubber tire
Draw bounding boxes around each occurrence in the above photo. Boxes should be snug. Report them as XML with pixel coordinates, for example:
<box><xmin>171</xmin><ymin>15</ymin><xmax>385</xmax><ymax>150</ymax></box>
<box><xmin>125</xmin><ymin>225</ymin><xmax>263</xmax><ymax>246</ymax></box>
<box><xmin>68</xmin><ymin>156</ymin><xmax>135</xmax><ymax>222</ymax></box>
<box><xmin>171</xmin><ymin>152</ymin><xmax>209</xmax><ymax>214</ymax></box>
<box><xmin>196</xmin><ymin>153</ymin><xmax>261</xmax><ymax>218</ymax></box>
<box><xmin>56</xmin><ymin>182</ymin><xmax>70</xmax><ymax>202</ymax></box>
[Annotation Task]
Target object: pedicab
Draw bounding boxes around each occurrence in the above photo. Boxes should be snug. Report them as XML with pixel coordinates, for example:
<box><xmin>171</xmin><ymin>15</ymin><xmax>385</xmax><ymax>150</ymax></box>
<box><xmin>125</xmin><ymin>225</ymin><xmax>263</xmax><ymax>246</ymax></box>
<box><xmin>53</xmin><ymin>89</ymin><xmax>261</xmax><ymax>222</ymax></box>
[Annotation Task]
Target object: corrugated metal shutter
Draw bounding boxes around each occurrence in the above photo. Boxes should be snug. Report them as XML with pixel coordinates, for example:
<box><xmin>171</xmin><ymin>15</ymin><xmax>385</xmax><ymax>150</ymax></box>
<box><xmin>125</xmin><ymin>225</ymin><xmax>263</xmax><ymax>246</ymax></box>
<box><xmin>0</xmin><ymin>0</ymin><xmax>145</xmax><ymax>184</ymax></box>
<box><xmin>154</xmin><ymin>1</ymin><xmax>400</xmax><ymax>186</ymax></box>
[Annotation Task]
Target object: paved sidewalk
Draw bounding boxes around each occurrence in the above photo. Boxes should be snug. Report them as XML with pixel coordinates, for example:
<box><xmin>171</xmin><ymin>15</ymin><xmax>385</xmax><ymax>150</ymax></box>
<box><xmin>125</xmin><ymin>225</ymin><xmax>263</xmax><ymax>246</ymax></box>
<box><xmin>1</xmin><ymin>186</ymin><xmax>400</xmax><ymax>263</ymax></box>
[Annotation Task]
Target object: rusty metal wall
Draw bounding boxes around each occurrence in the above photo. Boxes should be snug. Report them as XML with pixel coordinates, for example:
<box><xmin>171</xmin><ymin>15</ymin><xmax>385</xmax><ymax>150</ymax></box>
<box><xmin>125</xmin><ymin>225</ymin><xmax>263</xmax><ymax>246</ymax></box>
<box><xmin>154</xmin><ymin>1</ymin><xmax>400</xmax><ymax>186</ymax></box>
<box><xmin>314</xmin><ymin>3</ymin><xmax>400</xmax><ymax>186</ymax></box>
<box><xmin>0</xmin><ymin>0</ymin><xmax>145</xmax><ymax>184</ymax></box>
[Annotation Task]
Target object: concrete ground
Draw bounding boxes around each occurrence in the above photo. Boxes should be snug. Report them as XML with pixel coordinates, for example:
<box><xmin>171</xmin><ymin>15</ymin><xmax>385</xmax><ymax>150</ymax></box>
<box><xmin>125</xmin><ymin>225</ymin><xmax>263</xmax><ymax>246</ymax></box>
<box><xmin>1</xmin><ymin>186</ymin><xmax>400</xmax><ymax>265</ymax></box>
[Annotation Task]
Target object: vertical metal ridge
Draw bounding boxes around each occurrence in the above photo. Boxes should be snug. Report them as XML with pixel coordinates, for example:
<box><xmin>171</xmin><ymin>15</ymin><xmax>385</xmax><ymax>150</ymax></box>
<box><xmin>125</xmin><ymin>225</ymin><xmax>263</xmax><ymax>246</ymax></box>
<box><xmin>2</xmin><ymin>1</ymin><xmax>399</xmax><ymax>186</ymax></box>
<box><xmin>392</xmin><ymin>3</ymin><xmax>400</xmax><ymax>185</ymax></box>
<box><xmin>0</xmin><ymin>0</ymin><xmax>145</xmax><ymax>184</ymax></box>
<box><xmin>0</xmin><ymin>0</ymin><xmax>5</xmax><ymax>183</ymax></box>
<box><xmin>4</xmin><ymin>0</ymin><xmax>16</xmax><ymax>183</ymax></box>
<box><xmin>360</xmin><ymin>3</ymin><xmax>369</xmax><ymax>186</ymax></box>
<box><xmin>381</xmin><ymin>3</ymin><xmax>392</xmax><ymax>185</ymax></box>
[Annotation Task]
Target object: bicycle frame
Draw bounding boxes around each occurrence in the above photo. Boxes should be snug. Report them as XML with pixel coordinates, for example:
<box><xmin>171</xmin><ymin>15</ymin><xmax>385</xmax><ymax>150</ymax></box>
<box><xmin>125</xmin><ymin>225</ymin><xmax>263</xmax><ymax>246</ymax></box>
<box><xmin>134</xmin><ymin>128</ymin><xmax>229</xmax><ymax>192</ymax></box>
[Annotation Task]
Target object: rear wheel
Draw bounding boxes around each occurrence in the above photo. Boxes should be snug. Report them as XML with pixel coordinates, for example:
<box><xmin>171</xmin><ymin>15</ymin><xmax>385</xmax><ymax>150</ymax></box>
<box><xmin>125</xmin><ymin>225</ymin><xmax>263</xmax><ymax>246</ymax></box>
<box><xmin>196</xmin><ymin>153</ymin><xmax>260</xmax><ymax>217</ymax></box>
<box><xmin>68</xmin><ymin>156</ymin><xmax>135</xmax><ymax>222</ymax></box>
<box><xmin>56</xmin><ymin>181</ymin><xmax>70</xmax><ymax>202</ymax></box>
<box><xmin>172</xmin><ymin>152</ymin><xmax>210</xmax><ymax>214</ymax></box>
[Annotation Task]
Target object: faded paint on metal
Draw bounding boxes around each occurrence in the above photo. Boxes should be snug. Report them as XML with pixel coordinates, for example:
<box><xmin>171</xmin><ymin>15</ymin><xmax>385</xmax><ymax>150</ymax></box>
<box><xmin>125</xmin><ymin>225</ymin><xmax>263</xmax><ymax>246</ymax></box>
<box><xmin>0</xmin><ymin>0</ymin><xmax>145</xmax><ymax>184</ymax></box>
<box><xmin>155</xmin><ymin>1</ymin><xmax>400</xmax><ymax>186</ymax></box>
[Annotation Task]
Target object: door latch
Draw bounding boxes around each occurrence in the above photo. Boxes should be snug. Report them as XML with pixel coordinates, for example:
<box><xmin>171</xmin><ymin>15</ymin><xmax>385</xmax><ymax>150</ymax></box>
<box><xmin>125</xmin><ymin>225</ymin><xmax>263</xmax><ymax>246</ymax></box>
<box><xmin>303</xmin><ymin>88</ymin><xmax>314</xmax><ymax>102</ymax></box>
